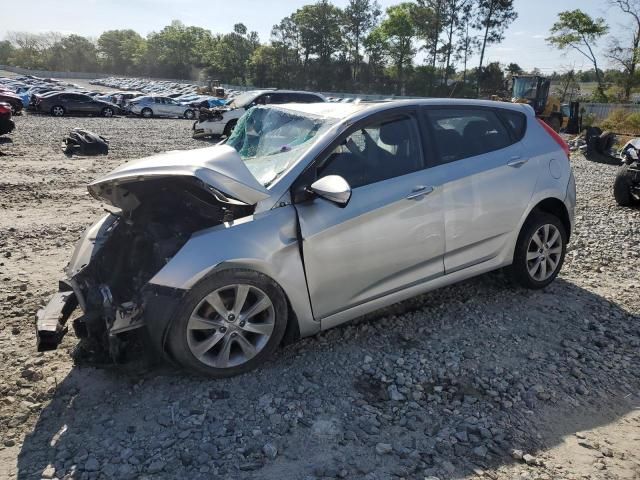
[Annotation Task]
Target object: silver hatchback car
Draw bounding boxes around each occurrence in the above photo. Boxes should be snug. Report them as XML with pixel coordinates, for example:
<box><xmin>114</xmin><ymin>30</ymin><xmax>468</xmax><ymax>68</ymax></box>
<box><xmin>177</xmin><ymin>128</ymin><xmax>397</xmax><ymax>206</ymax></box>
<box><xmin>37</xmin><ymin>100</ymin><xmax>576</xmax><ymax>377</ymax></box>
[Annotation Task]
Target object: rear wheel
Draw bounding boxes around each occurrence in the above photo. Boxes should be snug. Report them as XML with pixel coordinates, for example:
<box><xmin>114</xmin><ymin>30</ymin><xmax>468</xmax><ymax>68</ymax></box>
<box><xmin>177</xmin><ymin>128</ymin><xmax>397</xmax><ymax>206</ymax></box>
<box><xmin>614</xmin><ymin>164</ymin><xmax>637</xmax><ymax>206</ymax></box>
<box><xmin>184</xmin><ymin>109</ymin><xmax>195</xmax><ymax>120</ymax></box>
<box><xmin>141</xmin><ymin>107</ymin><xmax>153</xmax><ymax>118</ymax></box>
<box><xmin>510</xmin><ymin>212</ymin><xmax>567</xmax><ymax>289</ymax></box>
<box><xmin>51</xmin><ymin>105</ymin><xmax>65</xmax><ymax>117</ymax></box>
<box><xmin>168</xmin><ymin>269</ymin><xmax>288</xmax><ymax>378</ymax></box>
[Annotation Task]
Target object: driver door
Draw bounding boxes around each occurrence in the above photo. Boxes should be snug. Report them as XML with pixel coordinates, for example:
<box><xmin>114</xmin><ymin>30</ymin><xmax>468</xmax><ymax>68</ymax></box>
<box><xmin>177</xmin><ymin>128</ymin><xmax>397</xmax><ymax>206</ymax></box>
<box><xmin>294</xmin><ymin>111</ymin><xmax>445</xmax><ymax>321</ymax></box>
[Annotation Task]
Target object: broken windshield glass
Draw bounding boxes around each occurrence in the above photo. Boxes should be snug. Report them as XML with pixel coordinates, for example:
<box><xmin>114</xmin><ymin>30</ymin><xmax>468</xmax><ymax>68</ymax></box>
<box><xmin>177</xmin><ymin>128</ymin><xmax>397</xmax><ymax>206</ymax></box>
<box><xmin>226</xmin><ymin>106</ymin><xmax>336</xmax><ymax>187</ymax></box>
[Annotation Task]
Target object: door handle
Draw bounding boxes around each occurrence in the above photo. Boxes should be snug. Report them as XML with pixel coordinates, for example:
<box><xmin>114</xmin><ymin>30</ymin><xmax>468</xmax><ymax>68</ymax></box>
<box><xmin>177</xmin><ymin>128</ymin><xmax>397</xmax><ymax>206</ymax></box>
<box><xmin>507</xmin><ymin>156</ymin><xmax>528</xmax><ymax>168</ymax></box>
<box><xmin>406</xmin><ymin>186</ymin><xmax>435</xmax><ymax>200</ymax></box>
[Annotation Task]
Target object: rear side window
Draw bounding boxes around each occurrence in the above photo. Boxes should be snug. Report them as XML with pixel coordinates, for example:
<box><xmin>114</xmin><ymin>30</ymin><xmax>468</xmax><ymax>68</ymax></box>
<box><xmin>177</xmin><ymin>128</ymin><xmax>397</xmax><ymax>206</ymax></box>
<box><xmin>498</xmin><ymin>109</ymin><xmax>527</xmax><ymax>141</ymax></box>
<box><xmin>425</xmin><ymin>108</ymin><xmax>513</xmax><ymax>164</ymax></box>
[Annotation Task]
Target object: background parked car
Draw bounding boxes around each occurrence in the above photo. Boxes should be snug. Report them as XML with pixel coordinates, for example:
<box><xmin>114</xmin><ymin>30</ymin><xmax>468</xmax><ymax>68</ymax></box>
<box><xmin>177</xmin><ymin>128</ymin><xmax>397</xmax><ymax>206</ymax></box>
<box><xmin>34</xmin><ymin>92</ymin><xmax>120</xmax><ymax>117</ymax></box>
<box><xmin>0</xmin><ymin>91</ymin><xmax>24</xmax><ymax>114</ymax></box>
<box><xmin>127</xmin><ymin>96</ymin><xmax>197</xmax><ymax>119</ymax></box>
<box><xmin>0</xmin><ymin>102</ymin><xmax>15</xmax><ymax>135</ymax></box>
<box><xmin>193</xmin><ymin>89</ymin><xmax>326</xmax><ymax>138</ymax></box>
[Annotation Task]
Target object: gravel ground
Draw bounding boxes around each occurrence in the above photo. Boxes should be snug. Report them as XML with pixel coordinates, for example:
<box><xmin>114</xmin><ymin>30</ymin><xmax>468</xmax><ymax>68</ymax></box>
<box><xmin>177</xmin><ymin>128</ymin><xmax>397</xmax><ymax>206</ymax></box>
<box><xmin>0</xmin><ymin>109</ymin><xmax>639</xmax><ymax>480</ymax></box>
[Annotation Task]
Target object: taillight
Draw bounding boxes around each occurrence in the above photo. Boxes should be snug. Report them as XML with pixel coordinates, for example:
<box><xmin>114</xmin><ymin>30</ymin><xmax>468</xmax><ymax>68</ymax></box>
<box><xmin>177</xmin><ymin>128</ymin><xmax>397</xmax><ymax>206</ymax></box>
<box><xmin>537</xmin><ymin>118</ymin><xmax>570</xmax><ymax>159</ymax></box>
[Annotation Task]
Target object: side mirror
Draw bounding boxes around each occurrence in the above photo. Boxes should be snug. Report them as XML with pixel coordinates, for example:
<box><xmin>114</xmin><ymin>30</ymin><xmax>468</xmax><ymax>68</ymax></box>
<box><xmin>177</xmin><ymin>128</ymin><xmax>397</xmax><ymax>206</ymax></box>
<box><xmin>309</xmin><ymin>175</ymin><xmax>352</xmax><ymax>207</ymax></box>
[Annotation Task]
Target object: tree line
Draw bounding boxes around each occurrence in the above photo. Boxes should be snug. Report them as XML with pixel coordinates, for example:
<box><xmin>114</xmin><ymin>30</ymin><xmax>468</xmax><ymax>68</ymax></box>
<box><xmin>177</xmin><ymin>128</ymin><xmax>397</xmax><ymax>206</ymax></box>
<box><xmin>0</xmin><ymin>0</ymin><xmax>639</xmax><ymax>101</ymax></box>
<box><xmin>0</xmin><ymin>0</ymin><xmax>517</xmax><ymax>97</ymax></box>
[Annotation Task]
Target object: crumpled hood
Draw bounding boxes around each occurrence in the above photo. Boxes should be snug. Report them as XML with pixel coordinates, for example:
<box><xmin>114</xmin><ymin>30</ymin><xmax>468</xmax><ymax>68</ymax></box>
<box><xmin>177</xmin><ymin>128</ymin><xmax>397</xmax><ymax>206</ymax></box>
<box><xmin>88</xmin><ymin>145</ymin><xmax>270</xmax><ymax>209</ymax></box>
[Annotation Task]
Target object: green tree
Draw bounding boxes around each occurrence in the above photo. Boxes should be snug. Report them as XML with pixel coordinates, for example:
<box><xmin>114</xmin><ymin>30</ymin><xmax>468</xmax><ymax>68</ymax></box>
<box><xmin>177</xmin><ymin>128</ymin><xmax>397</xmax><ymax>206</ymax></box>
<box><xmin>375</xmin><ymin>3</ymin><xmax>417</xmax><ymax>94</ymax></box>
<box><xmin>478</xmin><ymin>61</ymin><xmax>505</xmax><ymax>95</ymax></box>
<box><xmin>474</xmin><ymin>0</ymin><xmax>517</xmax><ymax>96</ymax></box>
<box><xmin>270</xmin><ymin>16</ymin><xmax>303</xmax><ymax>88</ymax></box>
<box><xmin>607</xmin><ymin>0</ymin><xmax>640</xmax><ymax>100</ymax></box>
<box><xmin>294</xmin><ymin>0</ymin><xmax>344</xmax><ymax>87</ymax></box>
<box><xmin>48</xmin><ymin>35</ymin><xmax>98</xmax><ymax>72</ymax></box>
<box><xmin>145</xmin><ymin>21</ymin><xmax>213</xmax><ymax>79</ymax></box>
<box><xmin>343</xmin><ymin>0</ymin><xmax>381</xmax><ymax>82</ymax></box>
<box><xmin>207</xmin><ymin>24</ymin><xmax>260</xmax><ymax>84</ymax></box>
<box><xmin>97</xmin><ymin>30</ymin><xmax>146</xmax><ymax>74</ymax></box>
<box><xmin>248</xmin><ymin>45</ymin><xmax>281</xmax><ymax>87</ymax></box>
<box><xmin>547</xmin><ymin>10</ymin><xmax>609</xmax><ymax>96</ymax></box>
<box><xmin>0</xmin><ymin>40</ymin><xmax>14</xmax><ymax>64</ymax></box>
<box><xmin>506</xmin><ymin>62</ymin><xmax>523</xmax><ymax>75</ymax></box>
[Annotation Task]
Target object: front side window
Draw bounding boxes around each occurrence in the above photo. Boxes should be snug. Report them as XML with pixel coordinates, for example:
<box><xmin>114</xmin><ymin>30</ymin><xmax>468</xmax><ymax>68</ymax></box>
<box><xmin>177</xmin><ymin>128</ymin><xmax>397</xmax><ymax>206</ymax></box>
<box><xmin>226</xmin><ymin>106</ymin><xmax>336</xmax><ymax>187</ymax></box>
<box><xmin>318</xmin><ymin>116</ymin><xmax>423</xmax><ymax>189</ymax></box>
<box><xmin>426</xmin><ymin>108</ymin><xmax>512</xmax><ymax>164</ymax></box>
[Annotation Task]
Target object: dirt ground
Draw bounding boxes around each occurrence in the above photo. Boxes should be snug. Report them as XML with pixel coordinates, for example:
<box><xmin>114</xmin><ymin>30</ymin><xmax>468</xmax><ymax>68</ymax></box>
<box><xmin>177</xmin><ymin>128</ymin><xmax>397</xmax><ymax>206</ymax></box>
<box><xmin>0</xmin><ymin>80</ymin><xmax>639</xmax><ymax>480</ymax></box>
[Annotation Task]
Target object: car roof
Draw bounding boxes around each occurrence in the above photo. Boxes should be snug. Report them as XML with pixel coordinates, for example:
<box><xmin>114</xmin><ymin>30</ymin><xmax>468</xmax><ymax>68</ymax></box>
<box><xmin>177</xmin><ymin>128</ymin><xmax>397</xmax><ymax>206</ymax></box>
<box><xmin>274</xmin><ymin>98</ymin><xmax>532</xmax><ymax>122</ymax></box>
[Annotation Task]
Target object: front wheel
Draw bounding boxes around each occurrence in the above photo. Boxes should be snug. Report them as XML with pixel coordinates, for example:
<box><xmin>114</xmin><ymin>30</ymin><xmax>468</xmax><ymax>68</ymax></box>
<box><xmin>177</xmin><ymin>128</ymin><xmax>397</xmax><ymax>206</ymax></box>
<box><xmin>510</xmin><ymin>212</ymin><xmax>567</xmax><ymax>289</ymax></box>
<box><xmin>168</xmin><ymin>269</ymin><xmax>288</xmax><ymax>378</ymax></box>
<box><xmin>102</xmin><ymin>107</ymin><xmax>114</xmax><ymax>117</ymax></box>
<box><xmin>223</xmin><ymin>119</ymin><xmax>237</xmax><ymax>137</ymax></box>
<box><xmin>51</xmin><ymin>105</ymin><xmax>65</xmax><ymax>117</ymax></box>
<box><xmin>184</xmin><ymin>109</ymin><xmax>195</xmax><ymax>120</ymax></box>
<box><xmin>141</xmin><ymin>107</ymin><xmax>153</xmax><ymax>118</ymax></box>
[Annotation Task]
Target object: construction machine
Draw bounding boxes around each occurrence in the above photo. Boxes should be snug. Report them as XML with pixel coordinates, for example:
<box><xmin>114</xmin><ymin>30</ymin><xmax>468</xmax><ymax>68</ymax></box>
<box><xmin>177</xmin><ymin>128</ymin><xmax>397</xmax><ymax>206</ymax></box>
<box><xmin>511</xmin><ymin>75</ymin><xmax>566</xmax><ymax>132</ymax></box>
<box><xmin>197</xmin><ymin>78</ymin><xmax>226</xmax><ymax>98</ymax></box>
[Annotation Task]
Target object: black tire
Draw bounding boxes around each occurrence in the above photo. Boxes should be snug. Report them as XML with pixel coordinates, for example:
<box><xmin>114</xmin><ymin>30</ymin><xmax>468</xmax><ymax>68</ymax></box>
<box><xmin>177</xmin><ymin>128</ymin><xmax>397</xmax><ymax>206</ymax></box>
<box><xmin>184</xmin><ymin>109</ymin><xmax>195</xmax><ymax>120</ymax></box>
<box><xmin>614</xmin><ymin>164</ymin><xmax>636</xmax><ymax>207</ymax></box>
<box><xmin>141</xmin><ymin>107</ymin><xmax>153</xmax><ymax>118</ymax></box>
<box><xmin>101</xmin><ymin>107</ymin><xmax>114</xmax><ymax>117</ymax></box>
<box><xmin>51</xmin><ymin>105</ymin><xmax>65</xmax><ymax>117</ymax></box>
<box><xmin>167</xmin><ymin>269</ymin><xmax>288</xmax><ymax>378</ymax></box>
<box><xmin>223</xmin><ymin>119</ymin><xmax>237</xmax><ymax>137</ymax></box>
<box><xmin>510</xmin><ymin>212</ymin><xmax>567</xmax><ymax>289</ymax></box>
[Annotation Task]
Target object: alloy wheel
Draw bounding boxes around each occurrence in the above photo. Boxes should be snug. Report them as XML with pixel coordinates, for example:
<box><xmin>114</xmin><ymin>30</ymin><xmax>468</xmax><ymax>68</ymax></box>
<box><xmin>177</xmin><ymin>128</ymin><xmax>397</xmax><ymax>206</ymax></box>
<box><xmin>526</xmin><ymin>224</ymin><xmax>563</xmax><ymax>282</ymax></box>
<box><xmin>186</xmin><ymin>284</ymin><xmax>275</xmax><ymax>369</ymax></box>
<box><xmin>52</xmin><ymin>106</ymin><xmax>64</xmax><ymax>116</ymax></box>
<box><xmin>103</xmin><ymin>108</ymin><xmax>114</xmax><ymax>117</ymax></box>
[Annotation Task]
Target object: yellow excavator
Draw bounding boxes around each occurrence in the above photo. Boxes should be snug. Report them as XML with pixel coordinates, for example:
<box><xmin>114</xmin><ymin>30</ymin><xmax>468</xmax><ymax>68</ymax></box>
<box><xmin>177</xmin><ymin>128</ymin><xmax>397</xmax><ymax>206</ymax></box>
<box><xmin>197</xmin><ymin>78</ymin><xmax>226</xmax><ymax>98</ymax></box>
<box><xmin>511</xmin><ymin>75</ymin><xmax>565</xmax><ymax>132</ymax></box>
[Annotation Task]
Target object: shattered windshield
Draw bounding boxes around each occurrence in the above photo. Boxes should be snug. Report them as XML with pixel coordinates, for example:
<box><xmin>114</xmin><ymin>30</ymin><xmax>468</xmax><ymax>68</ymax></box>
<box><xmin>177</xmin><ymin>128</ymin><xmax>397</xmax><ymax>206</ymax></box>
<box><xmin>227</xmin><ymin>106</ymin><xmax>335</xmax><ymax>187</ymax></box>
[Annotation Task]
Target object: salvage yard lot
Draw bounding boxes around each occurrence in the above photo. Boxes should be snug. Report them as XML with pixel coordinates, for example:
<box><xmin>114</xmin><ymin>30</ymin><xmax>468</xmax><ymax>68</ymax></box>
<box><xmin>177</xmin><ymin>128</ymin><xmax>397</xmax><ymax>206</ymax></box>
<box><xmin>0</xmin><ymin>112</ymin><xmax>639</xmax><ymax>479</ymax></box>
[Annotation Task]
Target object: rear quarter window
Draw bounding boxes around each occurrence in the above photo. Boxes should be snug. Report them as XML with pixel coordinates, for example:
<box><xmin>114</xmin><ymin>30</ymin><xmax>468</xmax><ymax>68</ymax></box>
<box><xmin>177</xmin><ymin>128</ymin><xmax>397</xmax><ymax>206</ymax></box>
<box><xmin>425</xmin><ymin>108</ymin><xmax>513</xmax><ymax>164</ymax></box>
<box><xmin>497</xmin><ymin>109</ymin><xmax>527</xmax><ymax>141</ymax></box>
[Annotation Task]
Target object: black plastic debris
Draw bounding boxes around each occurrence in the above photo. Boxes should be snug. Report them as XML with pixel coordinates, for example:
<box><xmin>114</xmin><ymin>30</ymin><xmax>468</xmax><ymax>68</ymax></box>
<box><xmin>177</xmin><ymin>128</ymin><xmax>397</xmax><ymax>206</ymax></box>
<box><xmin>62</xmin><ymin>128</ymin><xmax>109</xmax><ymax>156</ymax></box>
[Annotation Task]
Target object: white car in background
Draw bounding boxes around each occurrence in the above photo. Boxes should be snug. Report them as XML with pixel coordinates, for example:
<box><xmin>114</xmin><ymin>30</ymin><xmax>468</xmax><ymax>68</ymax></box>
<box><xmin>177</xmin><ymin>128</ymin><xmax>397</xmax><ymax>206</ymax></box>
<box><xmin>193</xmin><ymin>90</ymin><xmax>326</xmax><ymax>138</ymax></box>
<box><xmin>128</xmin><ymin>96</ymin><xmax>197</xmax><ymax>119</ymax></box>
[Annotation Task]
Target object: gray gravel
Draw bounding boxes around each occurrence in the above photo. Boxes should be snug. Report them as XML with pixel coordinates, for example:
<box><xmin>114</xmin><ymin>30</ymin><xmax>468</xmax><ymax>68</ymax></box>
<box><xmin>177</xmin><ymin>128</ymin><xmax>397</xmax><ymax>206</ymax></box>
<box><xmin>0</xmin><ymin>113</ymin><xmax>639</xmax><ymax>480</ymax></box>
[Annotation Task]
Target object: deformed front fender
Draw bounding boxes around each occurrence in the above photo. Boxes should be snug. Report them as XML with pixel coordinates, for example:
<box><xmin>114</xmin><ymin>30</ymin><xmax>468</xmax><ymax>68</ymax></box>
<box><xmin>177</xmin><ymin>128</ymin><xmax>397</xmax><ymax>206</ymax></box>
<box><xmin>147</xmin><ymin>205</ymin><xmax>317</xmax><ymax>339</ymax></box>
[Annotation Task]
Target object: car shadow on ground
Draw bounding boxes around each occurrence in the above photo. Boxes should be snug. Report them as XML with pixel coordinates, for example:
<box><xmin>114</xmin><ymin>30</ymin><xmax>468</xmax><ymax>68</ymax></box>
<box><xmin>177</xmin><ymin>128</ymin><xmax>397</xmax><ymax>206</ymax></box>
<box><xmin>15</xmin><ymin>274</ymin><xmax>640</xmax><ymax>479</ymax></box>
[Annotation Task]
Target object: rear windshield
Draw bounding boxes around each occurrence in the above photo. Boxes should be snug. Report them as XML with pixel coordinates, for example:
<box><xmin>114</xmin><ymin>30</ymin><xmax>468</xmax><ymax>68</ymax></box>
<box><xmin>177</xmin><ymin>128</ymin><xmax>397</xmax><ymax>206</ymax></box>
<box><xmin>227</xmin><ymin>106</ymin><xmax>336</xmax><ymax>187</ymax></box>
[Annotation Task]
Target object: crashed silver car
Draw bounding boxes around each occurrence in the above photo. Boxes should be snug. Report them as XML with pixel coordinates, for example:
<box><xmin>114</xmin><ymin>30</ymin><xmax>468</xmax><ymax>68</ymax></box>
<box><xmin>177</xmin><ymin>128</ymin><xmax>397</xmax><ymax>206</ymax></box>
<box><xmin>37</xmin><ymin>100</ymin><xmax>576</xmax><ymax>377</ymax></box>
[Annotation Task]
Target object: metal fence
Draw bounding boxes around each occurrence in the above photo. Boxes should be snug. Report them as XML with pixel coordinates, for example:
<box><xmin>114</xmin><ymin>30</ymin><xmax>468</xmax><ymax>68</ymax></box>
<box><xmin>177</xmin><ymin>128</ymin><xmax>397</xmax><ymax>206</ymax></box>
<box><xmin>581</xmin><ymin>103</ymin><xmax>640</xmax><ymax>122</ymax></box>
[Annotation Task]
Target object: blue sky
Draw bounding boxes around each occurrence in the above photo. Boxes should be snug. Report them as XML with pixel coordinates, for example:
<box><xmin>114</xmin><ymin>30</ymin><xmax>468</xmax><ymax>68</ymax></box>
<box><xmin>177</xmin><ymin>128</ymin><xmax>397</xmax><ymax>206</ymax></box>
<box><xmin>1</xmin><ymin>0</ymin><xmax>630</xmax><ymax>72</ymax></box>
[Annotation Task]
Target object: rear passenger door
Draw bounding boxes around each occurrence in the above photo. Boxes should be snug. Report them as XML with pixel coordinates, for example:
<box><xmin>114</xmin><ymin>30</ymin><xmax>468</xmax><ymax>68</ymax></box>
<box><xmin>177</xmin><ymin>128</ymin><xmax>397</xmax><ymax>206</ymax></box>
<box><xmin>422</xmin><ymin>106</ymin><xmax>538</xmax><ymax>273</ymax></box>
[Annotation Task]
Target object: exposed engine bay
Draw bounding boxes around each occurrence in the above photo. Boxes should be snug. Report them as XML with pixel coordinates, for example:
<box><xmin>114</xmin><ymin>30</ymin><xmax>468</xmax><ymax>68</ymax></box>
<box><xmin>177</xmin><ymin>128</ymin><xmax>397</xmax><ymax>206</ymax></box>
<box><xmin>37</xmin><ymin>176</ymin><xmax>253</xmax><ymax>359</ymax></box>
